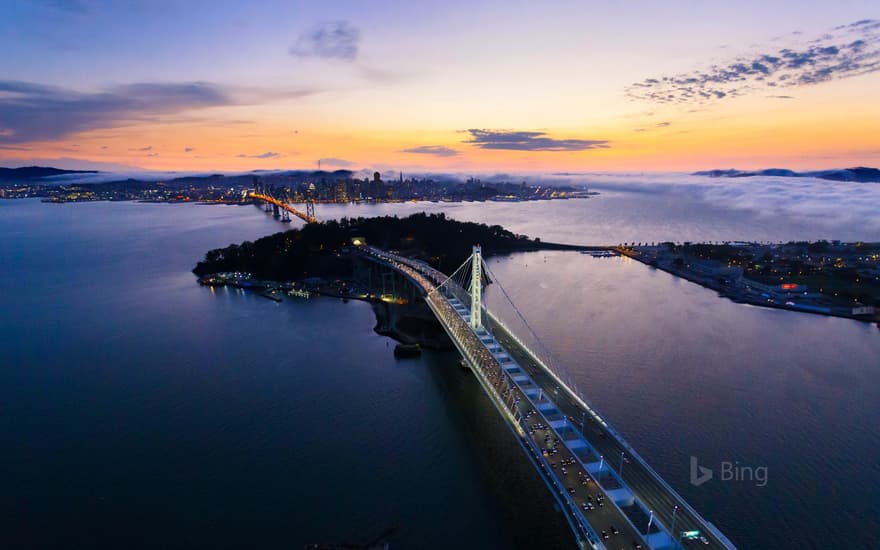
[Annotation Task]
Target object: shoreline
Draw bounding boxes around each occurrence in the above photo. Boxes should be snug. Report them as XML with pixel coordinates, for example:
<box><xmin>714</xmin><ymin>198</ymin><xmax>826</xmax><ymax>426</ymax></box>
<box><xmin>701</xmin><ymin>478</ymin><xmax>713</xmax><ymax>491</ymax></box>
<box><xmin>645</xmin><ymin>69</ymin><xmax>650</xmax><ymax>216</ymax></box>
<box><xmin>200</xmin><ymin>276</ymin><xmax>455</xmax><ymax>348</ymax></box>
<box><xmin>617</xmin><ymin>247</ymin><xmax>880</xmax><ymax>327</ymax></box>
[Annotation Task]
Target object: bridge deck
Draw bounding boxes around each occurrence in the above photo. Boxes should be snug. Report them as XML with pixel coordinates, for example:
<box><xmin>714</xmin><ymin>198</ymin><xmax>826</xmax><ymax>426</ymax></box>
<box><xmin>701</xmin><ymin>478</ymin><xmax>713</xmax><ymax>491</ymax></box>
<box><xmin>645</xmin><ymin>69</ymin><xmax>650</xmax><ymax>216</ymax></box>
<box><xmin>360</xmin><ymin>246</ymin><xmax>735</xmax><ymax>550</ymax></box>
<box><xmin>485</xmin><ymin>316</ymin><xmax>733</xmax><ymax>549</ymax></box>
<box><xmin>443</xmin><ymin>295</ymin><xmax>651</xmax><ymax>549</ymax></box>
<box><xmin>249</xmin><ymin>192</ymin><xmax>317</xmax><ymax>223</ymax></box>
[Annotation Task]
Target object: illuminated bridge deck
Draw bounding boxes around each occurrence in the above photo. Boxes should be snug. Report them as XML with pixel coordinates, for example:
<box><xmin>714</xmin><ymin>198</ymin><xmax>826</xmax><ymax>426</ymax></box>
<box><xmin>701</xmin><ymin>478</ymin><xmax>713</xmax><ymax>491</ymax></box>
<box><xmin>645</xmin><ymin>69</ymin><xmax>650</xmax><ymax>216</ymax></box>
<box><xmin>249</xmin><ymin>192</ymin><xmax>317</xmax><ymax>223</ymax></box>
<box><xmin>360</xmin><ymin>245</ymin><xmax>736</xmax><ymax>550</ymax></box>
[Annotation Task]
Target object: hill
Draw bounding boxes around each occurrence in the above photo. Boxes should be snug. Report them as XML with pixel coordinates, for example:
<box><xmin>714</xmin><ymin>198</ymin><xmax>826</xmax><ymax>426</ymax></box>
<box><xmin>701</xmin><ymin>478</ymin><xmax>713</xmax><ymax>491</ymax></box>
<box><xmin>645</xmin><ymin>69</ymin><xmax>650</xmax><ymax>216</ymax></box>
<box><xmin>693</xmin><ymin>167</ymin><xmax>880</xmax><ymax>183</ymax></box>
<box><xmin>193</xmin><ymin>212</ymin><xmax>587</xmax><ymax>281</ymax></box>
<box><xmin>0</xmin><ymin>166</ymin><xmax>98</xmax><ymax>182</ymax></box>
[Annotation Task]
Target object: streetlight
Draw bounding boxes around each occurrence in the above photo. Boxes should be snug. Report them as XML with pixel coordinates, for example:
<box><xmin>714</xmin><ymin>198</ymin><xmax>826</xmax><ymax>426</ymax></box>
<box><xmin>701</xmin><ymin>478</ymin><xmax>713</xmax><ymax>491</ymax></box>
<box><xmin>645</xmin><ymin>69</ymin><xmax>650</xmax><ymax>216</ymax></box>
<box><xmin>619</xmin><ymin>451</ymin><xmax>626</xmax><ymax>477</ymax></box>
<box><xmin>671</xmin><ymin>505</ymin><xmax>679</xmax><ymax>543</ymax></box>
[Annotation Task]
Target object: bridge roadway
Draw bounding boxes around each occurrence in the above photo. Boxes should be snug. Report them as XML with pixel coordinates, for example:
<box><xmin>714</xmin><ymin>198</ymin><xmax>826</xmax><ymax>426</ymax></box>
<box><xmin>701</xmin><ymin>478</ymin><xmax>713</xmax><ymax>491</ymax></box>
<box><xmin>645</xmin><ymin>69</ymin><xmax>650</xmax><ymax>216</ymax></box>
<box><xmin>248</xmin><ymin>192</ymin><xmax>317</xmax><ymax>224</ymax></box>
<box><xmin>360</xmin><ymin>246</ymin><xmax>736</xmax><ymax>550</ymax></box>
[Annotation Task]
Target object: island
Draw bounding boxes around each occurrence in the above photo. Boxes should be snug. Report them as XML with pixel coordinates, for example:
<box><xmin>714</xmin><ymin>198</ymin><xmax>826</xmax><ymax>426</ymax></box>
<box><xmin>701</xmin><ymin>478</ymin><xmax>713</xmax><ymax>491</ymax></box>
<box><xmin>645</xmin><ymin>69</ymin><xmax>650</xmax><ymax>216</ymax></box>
<box><xmin>193</xmin><ymin>213</ymin><xmax>601</xmax><ymax>346</ymax></box>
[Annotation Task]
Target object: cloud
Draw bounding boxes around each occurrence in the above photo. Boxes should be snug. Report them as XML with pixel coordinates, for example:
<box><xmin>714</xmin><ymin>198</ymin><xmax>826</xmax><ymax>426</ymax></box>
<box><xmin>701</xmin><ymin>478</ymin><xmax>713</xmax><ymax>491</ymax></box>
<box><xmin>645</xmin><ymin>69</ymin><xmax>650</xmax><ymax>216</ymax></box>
<box><xmin>0</xmin><ymin>80</ymin><xmax>319</xmax><ymax>144</ymax></box>
<box><xmin>237</xmin><ymin>152</ymin><xmax>280</xmax><ymax>159</ymax></box>
<box><xmin>289</xmin><ymin>21</ymin><xmax>360</xmax><ymax>61</ymax></box>
<box><xmin>626</xmin><ymin>20</ymin><xmax>880</xmax><ymax>105</ymax></box>
<box><xmin>514</xmin><ymin>172</ymin><xmax>880</xmax><ymax>242</ymax></box>
<box><xmin>464</xmin><ymin>129</ymin><xmax>610</xmax><ymax>152</ymax></box>
<box><xmin>184</xmin><ymin>147</ymin><xmax>194</xmax><ymax>152</ymax></box>
<box><xmin>128</xmin><ymin>146</ymin><xmax>152</xmax><ymax>151</ymax></box>
<box><xmin>767</xmin><ymin>95</ymin><xmax>795</xmax><ymax>99</ymax></box>
<box><xmin>634</xmin><ymin>121</ymin><xmax>672</xmax><ymax>133</ymax></box>
<box><xmin>318</xmin><ymin>157</ymin><xmax>356</xmax><ymax>167</ymax></box>
<box><xmin>400</xmin><ymin>145</ymin><xmax>460</xmax><ymax>157</ymax></box>
<box><xmin>0</xmin><ymin>157</ymin><xmax>147</xmax><ymax>172</ymax></box>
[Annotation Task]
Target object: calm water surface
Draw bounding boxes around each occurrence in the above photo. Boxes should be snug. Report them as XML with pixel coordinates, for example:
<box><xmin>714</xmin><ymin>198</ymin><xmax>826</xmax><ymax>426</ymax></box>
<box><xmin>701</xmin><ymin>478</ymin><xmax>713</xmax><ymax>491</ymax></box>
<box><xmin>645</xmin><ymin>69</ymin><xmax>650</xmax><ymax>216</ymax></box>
<box><xmin>2</xmin><ymin>192</ymin><xmax>879</xmax><ymax>549</ymax></box>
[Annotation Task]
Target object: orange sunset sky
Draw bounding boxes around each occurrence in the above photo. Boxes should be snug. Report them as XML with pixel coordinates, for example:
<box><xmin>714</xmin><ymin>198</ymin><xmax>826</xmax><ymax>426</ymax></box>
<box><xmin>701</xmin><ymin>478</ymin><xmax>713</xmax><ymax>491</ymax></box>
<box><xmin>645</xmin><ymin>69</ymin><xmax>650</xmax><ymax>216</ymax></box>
<box><xmin>2</xmin><ymin>1</ymin><xmax>878</xmax><ymax>174</ymax></box>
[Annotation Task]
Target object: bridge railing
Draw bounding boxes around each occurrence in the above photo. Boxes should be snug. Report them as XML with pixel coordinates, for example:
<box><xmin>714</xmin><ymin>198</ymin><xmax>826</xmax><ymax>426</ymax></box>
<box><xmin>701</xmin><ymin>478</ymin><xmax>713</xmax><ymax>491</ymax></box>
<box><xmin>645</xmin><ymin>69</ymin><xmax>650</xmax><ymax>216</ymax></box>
<box><xmin>421</xmin><ymin>290</ymin><xmax>600</xmax><ymax>550</ymax></box>
<box><xmin>361</xmin><ymin>245</ymin><xmax>735</xmax><ymax>549</ymax></box>
<box><xmin>249</xmin><ymin>192</ymin><xmax>317</xmax><ymax>223</ymax></box>
<box><xmin>483</xmin><ymin>309</ymin><xmax>735</xmax><ymax>548</ymax></box>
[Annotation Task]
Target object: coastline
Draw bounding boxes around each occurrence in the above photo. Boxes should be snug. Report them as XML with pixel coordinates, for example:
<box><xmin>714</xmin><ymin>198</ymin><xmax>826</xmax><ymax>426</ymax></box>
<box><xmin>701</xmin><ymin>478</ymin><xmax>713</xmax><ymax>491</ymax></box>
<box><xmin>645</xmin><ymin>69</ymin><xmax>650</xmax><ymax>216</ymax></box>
<box><xmin>617</xmin><ymin>247</ymin><xmax>880</xmax><ymax>327</ymax></box>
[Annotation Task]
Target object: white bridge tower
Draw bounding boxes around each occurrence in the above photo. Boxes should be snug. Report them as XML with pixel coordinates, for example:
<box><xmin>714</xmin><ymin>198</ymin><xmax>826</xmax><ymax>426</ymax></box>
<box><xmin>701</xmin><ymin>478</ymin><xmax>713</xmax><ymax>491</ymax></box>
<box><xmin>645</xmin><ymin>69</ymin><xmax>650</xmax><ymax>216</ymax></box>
<box><xmin>470</xmin><ymin>245</ymin><xmax>482</xmax><ymax>328</ymax></box>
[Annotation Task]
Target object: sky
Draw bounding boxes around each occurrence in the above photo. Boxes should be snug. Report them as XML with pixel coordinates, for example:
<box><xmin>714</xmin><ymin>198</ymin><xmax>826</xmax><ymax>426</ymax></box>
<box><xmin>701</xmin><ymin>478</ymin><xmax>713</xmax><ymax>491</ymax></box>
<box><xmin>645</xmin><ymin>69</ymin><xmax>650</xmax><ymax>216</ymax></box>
<box><xmin>1</xmin><ymin>0</ymin><xmax>878</xmax><ymax>173</ymax></box>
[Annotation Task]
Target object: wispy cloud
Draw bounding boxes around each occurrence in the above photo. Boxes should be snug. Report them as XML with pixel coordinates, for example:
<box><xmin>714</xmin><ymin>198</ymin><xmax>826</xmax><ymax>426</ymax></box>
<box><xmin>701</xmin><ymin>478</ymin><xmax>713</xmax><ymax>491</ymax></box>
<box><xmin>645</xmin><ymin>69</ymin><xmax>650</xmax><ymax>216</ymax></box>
<box><xmin>626</xmin><ymin>20</ymin><xmax>880</xmax><ymax>105</ymax></box>
<box><xmin>0</xmin><ymin>80</ymin><xmax>319</xmax><ymax>144</ymax></box>
<box><xmin>464</xmin><ymin>129</ymin><xmax>610</xmax><ymax>152</ymax></box>
<box><xmin>184</xmin><ymin>147</ymin><xmax>194</xmax><ymax>153</ymax></box>
<box><xmin>128</xmin><ymin>145</ymin><xmax>153</xmax><ymax>152</ymax></box>
<box><xmin>289</xmin><ymin>21</ymin><xmax>360</xmax><ymax>61</ymax></box>
<box><xmin>400</xmin><ymin>145</ymin><xmax>460</xmax><ymax>157</ymax></box>
<box><xmin>634</xmin><ymin>121</ymin><xmax>672</xmax><ymax>133</ymax></box>
<box><xmin>237</xmin><ymin>152</ymin><xmax>280</xmax><ymax>159</ymax></box>
<box><xmin>318</xmin><ymin>157</ymin><xmax>356</xmax><ymax>167</ymax></box>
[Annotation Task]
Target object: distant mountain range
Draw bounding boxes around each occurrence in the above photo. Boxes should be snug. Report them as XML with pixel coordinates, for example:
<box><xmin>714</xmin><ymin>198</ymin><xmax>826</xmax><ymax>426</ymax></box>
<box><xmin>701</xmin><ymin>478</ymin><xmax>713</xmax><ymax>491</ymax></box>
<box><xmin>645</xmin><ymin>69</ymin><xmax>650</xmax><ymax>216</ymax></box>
<box><xmin>0</xmin><ymin>166</ymin><xmax>354</xmax><ymax>186</ymax></box>
<box><xmin>5</xmin><ymin>164</ymin><xmax>879</xmax><ymax>186</ymax></box>
<box><xmin>693</xmin><ymin>167</ymin><xmax>880</xmax><ymax>183</ymax></box>
<box><xmin>0</xmin><ymin>166</ymin><xmax>98</xmax><ymax>182</ymax></box>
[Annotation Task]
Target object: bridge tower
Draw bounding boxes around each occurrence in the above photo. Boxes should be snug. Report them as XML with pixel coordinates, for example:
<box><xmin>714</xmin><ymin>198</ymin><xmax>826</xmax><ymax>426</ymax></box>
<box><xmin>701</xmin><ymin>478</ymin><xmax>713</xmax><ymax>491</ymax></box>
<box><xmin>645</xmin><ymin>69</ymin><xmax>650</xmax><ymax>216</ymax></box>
<box><xmin>280</xmin><ymin>187</ymin><xmax>292</xmax><ymax>223</ymax></box>
<box><xmin>305</xmin><ymin>184</ymin><xmax>316</xmax><ymax>223</ymax></box>
<box><xmin>470</xmin><ymin>245</ymin><xmax>482</xmax><ymax>328</ymax></box>
<box><xmin>264</xmin><ymin>186</ymin><xmax>273</xmax><ymax>212</ymax></box>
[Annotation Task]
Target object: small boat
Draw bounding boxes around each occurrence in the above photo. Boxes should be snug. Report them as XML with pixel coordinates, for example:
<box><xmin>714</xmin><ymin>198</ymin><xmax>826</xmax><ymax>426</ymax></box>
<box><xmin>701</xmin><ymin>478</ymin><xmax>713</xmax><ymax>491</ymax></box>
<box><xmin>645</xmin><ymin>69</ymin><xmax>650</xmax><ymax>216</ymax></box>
<box><xmin>458</xmin><ymin>359</ymin><xmax>470</xmax><ymax>370</ymax></box>
<box><xmin>393</xmin><ymin>343</ymin><xmax>421</xmax><ymax>358</ymax></box>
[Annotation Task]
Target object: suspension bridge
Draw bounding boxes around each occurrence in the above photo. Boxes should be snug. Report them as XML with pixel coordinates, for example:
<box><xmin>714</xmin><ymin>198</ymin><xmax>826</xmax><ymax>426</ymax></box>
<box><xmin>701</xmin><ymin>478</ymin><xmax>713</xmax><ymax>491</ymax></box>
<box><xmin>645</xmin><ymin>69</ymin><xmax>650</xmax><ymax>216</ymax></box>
<box><xmin>359</xmin><ymin>244</ymin><xmax>737</xmax><ymax>550</ymax></box>
<box><xmin>248</xmin><ymin>178</ymin><xmax>317</xmax><ymax>224</ymax></box>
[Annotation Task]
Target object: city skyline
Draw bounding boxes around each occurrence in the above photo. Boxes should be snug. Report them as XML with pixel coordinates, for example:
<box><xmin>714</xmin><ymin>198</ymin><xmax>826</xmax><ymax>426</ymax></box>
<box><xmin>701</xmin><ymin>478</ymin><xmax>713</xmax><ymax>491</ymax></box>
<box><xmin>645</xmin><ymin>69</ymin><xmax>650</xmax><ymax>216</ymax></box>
<box><xmin>2</xmin><ymin>0</ymin><xmax>879</xmax><ymax>172</ymax></box>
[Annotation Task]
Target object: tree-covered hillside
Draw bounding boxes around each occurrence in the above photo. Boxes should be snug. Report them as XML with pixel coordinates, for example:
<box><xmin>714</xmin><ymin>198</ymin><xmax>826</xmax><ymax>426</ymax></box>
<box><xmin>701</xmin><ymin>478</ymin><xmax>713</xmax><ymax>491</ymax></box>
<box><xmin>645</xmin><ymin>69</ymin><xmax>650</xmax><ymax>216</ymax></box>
<box><xmin>193</xmin><ymin>212</ymin><xmax>556</xmax><ymax>280</ymax></box>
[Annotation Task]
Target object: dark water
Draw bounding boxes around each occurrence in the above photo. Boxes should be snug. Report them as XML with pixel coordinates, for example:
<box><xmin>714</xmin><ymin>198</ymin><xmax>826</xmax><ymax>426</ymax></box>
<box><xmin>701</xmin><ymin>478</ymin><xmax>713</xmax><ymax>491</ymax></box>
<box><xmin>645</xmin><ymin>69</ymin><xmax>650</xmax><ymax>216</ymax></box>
<box><xmin>2</xmin><ymin>194</ymin><xmax>879</xmax><ymax>549</ymax></box>
<box><xmin>0</xmin><ymin>200</ymin><xmax>568</xmax><ymax>549</ymax></box>
<box><xmin>483</xmin><ymin>251</ymin><xmax>880</xmax><ymax>549</ymax></box>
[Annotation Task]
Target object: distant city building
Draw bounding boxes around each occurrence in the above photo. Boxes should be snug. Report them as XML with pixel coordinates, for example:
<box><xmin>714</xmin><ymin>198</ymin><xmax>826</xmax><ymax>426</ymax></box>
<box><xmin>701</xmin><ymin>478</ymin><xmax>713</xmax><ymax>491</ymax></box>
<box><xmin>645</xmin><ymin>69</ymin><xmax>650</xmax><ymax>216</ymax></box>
<box><xmin>334</xmin><ymin>181</ymin><xmax>349</xmax><ymax>203</ymax></box>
